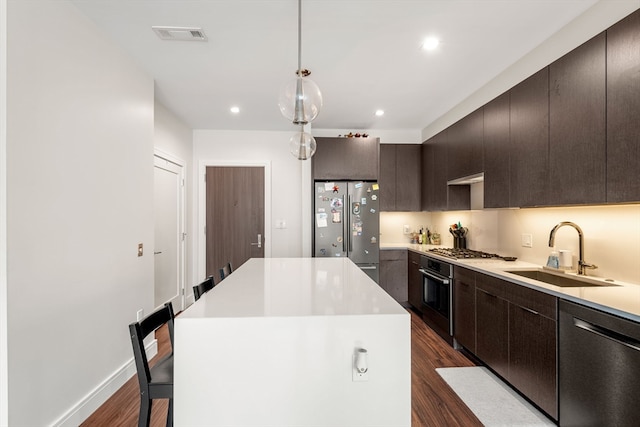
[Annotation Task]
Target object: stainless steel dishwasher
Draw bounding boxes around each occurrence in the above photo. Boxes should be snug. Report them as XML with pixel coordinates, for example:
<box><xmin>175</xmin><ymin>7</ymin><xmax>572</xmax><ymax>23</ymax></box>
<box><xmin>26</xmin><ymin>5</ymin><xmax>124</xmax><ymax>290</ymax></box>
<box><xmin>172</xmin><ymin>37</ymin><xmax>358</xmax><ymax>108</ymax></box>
<box><xmin>559</xmin><ymin>300</ymin><xmax>640</xmax><ymax>427</ymax></box>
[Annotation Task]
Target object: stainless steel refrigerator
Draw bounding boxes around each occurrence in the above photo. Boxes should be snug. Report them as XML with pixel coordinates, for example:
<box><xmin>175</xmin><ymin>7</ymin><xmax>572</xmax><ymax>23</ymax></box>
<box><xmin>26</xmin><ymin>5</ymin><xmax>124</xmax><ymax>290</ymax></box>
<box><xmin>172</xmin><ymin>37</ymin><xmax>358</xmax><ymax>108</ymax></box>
<box><xmin>313</xmin><ymin>181</ymin><xmax>380</xmax><ymax>283</ymax></box>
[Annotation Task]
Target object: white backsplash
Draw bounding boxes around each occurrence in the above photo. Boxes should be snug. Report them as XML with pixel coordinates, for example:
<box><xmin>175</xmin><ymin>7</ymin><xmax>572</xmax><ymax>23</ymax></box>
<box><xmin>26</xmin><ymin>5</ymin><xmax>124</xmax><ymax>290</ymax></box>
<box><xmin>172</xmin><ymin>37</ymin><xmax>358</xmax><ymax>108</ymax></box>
<box><xmin>381</xmin><ymin>204</ymin><xmax>640</xmax><ymax>285</ymax></box>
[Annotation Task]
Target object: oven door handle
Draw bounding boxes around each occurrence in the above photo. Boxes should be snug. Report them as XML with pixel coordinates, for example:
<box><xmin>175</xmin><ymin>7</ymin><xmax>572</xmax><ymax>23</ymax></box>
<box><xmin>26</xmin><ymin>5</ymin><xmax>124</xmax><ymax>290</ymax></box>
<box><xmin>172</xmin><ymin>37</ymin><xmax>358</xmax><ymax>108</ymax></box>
<box><xmin>419</xmin><ymin>268</ymin><xmax>450</xmax><ymax>285</ymax></box>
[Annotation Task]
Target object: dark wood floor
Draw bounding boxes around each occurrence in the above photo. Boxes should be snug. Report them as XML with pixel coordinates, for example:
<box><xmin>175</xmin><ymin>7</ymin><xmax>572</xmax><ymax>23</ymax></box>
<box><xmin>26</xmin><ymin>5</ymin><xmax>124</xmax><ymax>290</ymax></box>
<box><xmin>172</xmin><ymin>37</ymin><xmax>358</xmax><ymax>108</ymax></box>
<box><xmin>82</xmin><ymin>309</ymin><xmax>481</xmax><ymax>427</ymax></box>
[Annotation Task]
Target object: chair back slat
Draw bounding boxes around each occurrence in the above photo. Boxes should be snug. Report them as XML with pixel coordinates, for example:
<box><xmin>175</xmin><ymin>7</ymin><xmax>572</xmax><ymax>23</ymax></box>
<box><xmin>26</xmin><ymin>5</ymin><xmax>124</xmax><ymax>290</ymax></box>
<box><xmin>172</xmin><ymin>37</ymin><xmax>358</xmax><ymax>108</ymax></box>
<box><xmin>129</xmin><ymin>302</ymin><xmax>175</xmax><ymax>384</ymax></box>
<box><xmin>193</xmin><ymin>275</ymin><xmax>215</xmax><ymax>301</ymax></box>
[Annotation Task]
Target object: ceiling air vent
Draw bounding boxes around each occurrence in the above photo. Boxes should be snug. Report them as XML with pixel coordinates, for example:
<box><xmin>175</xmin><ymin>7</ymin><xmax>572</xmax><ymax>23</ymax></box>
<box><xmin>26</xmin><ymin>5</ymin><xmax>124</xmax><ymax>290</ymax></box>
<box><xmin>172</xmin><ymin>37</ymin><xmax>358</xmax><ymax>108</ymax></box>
<box><xmin>152</xmin><ymin>26</ymin><xmax>208</xmax><ymax>42</ymax></box>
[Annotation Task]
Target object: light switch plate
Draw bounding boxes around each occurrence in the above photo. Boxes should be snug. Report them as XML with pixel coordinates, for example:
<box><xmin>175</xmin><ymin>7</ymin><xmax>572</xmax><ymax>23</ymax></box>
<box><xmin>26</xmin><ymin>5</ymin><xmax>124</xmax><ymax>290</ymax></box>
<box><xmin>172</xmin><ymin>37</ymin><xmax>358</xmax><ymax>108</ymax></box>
<box><xmin>521</xmin><ymin>234</ymin><xmax>533</xmax><ymax>248</ymax></box>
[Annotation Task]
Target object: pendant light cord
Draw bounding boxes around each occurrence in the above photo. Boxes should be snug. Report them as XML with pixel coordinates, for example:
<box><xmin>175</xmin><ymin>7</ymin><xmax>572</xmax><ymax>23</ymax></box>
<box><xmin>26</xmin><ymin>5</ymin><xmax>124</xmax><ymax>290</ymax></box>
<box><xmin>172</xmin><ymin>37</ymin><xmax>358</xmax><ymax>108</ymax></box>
<box><xmin>297</xmin><ymin>0</ymin><xmax>302</xmax><ymax>74</ymax></box>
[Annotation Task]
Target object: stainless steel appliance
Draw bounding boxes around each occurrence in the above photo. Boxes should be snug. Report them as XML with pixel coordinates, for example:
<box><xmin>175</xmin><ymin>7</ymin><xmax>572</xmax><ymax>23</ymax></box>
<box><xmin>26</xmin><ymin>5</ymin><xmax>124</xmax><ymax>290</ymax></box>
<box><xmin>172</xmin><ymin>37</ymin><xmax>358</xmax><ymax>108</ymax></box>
<box><xmin>419</xmin><ymin>255</ymin><xmax>453</xmax><ymax>343</ymax></box>
<box><xmin>313</xmin><ymin>181</ymin><xmax>379</xmax><ymax>282</ymax></box>
<box><xmin>559</xmin><ymin>300</ymin><xmax>640</xmax><ymax>426</ymax></box>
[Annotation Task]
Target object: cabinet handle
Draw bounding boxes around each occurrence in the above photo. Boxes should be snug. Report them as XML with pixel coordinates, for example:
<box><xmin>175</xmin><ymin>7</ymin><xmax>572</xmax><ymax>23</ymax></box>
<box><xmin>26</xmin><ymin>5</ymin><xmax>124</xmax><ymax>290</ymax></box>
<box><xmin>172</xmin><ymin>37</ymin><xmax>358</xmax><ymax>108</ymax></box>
<box><xmin>459</xmin><ymin>281</ymin><xmax>470</xmax><ymax>288</ymax></box>
<box><xmin>477</xmin><ymin>288</ymin><xmax>497</xmax><ymax>298</ymax></box>
<box><xmin>573</xmin><ymin>317</ymin><xmax>640</xmax><ymax>352</ymax></box>
<box><xmin>519</xmin><ymin>305</ymin><xmax>539</xmax><ymax>316</ymax></box>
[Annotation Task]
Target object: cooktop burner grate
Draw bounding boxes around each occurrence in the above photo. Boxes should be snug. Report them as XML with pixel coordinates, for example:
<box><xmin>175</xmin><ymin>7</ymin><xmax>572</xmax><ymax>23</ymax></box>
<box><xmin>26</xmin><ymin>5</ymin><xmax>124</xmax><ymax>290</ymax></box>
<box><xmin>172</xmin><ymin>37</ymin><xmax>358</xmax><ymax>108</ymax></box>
<box><xmin>428</xmin><ymin>248</ymin><xmax>502</xmax><ymax>259</ymax></box>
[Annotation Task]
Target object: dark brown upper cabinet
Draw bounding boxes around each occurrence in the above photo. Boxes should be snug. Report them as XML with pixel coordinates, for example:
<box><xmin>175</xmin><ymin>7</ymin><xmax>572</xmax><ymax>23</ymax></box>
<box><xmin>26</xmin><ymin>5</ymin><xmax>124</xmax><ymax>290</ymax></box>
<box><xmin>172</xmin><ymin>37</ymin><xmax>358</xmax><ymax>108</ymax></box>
<box><xmin>607</xmin><ymin>9</ymin><xmax>640</xmax><ymax>203</ymax></box>
<box><xmin>312</xmin><ymin>137</ymin><xmax>380</xmax><ymax>181</ymax></box>
<box><xmin>447</xmin><ymin>108</ymin><xmax>484</xmax><ymax>181</ymax></box>
<box><xmin>421</xmin><ymin>131</ymin><xmax>450</xmax><ymax>211</ymax></box>
<box><xmin>549</xmin><ymin>32</ymin><xmax>606</xmax><ymax>206</ymax></box>
<box><xmin>509</xmin><ymin>68</ymin><xmax>550</xmax><ymax>207</ymax></box>
<box><xmin>483</xmin><ymin>92</ymin><xmax>511</xmax><ymax>208</ymax></box>
<box><xmin>379</xmin><ymin>144</ymin><xmax>421</xmax><ymax>211</ymax></box>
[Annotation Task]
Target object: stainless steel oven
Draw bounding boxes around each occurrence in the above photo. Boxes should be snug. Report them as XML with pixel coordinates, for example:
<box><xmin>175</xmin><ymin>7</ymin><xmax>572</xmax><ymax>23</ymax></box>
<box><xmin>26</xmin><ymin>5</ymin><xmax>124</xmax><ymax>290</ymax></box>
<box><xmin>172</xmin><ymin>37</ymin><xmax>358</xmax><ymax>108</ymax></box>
<box><xmin>419</xmin><ymin>255</ymin><xmax>453</xmax><ymax>343</ymax></box>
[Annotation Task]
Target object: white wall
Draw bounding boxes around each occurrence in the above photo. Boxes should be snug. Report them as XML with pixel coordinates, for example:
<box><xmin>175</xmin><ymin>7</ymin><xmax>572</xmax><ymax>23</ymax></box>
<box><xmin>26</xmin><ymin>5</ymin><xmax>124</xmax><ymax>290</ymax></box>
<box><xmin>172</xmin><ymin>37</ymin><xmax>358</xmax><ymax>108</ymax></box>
<box><xmin>193</xmin><ymin>130</ymin><xmax>306</xmax><ymax>277</ymax></box>
<box><xmin>0</xmin><ymin>0</ymin><xmax>8</xmax><ymax>424</ymax></box>
<box><xmin>7</xmin><ymin>2</ymin><xmax>155</xmax><ymax>425</ymax></box>
<box><xmin>154</xmin><ymin>100</ymin><xmax>194</xmax><ymax>302</ymax></box>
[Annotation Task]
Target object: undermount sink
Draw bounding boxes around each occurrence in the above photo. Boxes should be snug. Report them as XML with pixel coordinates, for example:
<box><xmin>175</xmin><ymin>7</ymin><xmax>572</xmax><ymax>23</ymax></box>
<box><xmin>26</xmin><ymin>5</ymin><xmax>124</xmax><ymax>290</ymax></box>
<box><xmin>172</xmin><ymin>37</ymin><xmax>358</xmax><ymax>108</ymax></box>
<box><xmin>505</xmin><ymin>269</ymin><xmax>618</xmax><ymax>288</ymax></box>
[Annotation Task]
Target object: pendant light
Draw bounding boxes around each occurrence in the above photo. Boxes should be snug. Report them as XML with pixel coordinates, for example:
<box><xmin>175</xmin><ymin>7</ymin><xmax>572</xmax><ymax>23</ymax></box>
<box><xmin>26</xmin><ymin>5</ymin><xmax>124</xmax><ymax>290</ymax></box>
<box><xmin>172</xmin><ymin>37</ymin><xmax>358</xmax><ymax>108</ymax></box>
<box><xmin>278</xmin><ymin>0</ymin><xmax>322</xmax><ymax>160</ymax></box>
<box><xmin>289</xmin><ymin>125</ymin><xmax>317</xmax><ymax>160</ymax></box>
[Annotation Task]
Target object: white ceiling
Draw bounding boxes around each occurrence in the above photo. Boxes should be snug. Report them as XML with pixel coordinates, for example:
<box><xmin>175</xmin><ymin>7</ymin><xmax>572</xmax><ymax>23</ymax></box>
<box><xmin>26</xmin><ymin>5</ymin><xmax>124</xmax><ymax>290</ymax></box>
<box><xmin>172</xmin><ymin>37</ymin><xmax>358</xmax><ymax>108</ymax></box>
<box><xmin>70</xmin><ymin>0</ymin><xmax>599</xmax><ymax>133</ymax></box>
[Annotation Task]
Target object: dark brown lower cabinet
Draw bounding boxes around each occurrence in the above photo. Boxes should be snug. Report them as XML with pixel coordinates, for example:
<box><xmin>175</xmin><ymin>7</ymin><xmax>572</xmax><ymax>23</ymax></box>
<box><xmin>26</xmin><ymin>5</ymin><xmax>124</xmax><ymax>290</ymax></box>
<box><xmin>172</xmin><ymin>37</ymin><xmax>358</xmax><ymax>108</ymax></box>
<box><xmin>407</xmin><ymin>250</ymin><xmax>423</xmax><ymax>311</ymax></box>
<box><xmin>476</xmin><ymin>286</ymin><xmax>509</xmax><ymax>379</ymax></box>
<box><xmin>509</xmin><ymin>303</ymin><xmax>557</xmax><ymax>419</ymax></box>
<box><xmin>453</xmin><ymin>266</ymin><xmax>476</xmax><ymax>352</ymax></box>
<box><xmin>472</xmin><ymin>270</ymin><xmax>558</xmax><ymax>420</ymax></box>
<box><xmin>379</xmin><ymin>249</ymin><xmax>408</xmax><ymax>303</ymax></box>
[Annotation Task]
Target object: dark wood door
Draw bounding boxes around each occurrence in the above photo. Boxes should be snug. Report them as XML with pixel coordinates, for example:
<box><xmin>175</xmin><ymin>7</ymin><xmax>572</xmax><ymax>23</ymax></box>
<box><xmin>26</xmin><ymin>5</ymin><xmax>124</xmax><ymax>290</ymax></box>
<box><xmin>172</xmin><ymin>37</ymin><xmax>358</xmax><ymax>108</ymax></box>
<box><xmin>447</xmin><ymin>108</ymin><xmax>484</xmax><ymax>181</ymax></box>
<box><xmin>510</xmin><ymin>68</ymin><xmax>549</xmax><ymax>207</ymax></box>
<box><xmin>483</xmin><ymin>92</ymin><xmax>511</xmax><ymax>208</ymax></box>
<box><xmin>431</xmin><ymin>131</ymin><xmax>449</xmax><ymax>210</ymax></box>
<box><xmin>395</xmin><ymin>145</ymin><xmax>421</xmax><ymax>211</ymax></box>
<box><xmin>475</xmin><ymin>286</ymin><xmax>509</xmax><ymax>379</ymax></box>
<box><xmin>509</xmin><ymin>303</ymin><xmax>557</xmax><ymax>419</ymax></box>
<box><xmin>549</xmin><ymin>32</ymin><xmax>606</xmax><ymax>205</ymax></box>
<box><xmin>379</xmin><ymin>144</ymin><xmax>396</xmax><ymax>211</ymax></box>
<box><xmin>607</xmin><ymin>9</ymin><xmax>640</xmax><ymax>203</ymax></box>
<box><xmin>205</xmin><ymin>166</ymin><xmax>264</xmax><ymax>278</ymax></box>
<box><xmin>453</xmin><ymin>267</ymin><xmax>476</xmax><ymax>352</ymax></box>
<box><xmin>407</xmin><ymin>250</ymin><xmax>423</xmax><ymax>311</ymax></box>
<box><xmin>379</xmin><ymin>249</ymin><xmax>408</xmax><ymax>303</ymax></box>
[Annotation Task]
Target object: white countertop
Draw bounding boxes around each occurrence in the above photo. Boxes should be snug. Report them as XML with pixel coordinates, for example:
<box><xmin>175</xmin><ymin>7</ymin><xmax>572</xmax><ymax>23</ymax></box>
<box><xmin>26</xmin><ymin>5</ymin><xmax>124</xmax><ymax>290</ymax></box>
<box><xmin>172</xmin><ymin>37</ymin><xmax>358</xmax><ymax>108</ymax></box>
<box><xmin>181</xmin><ymin>257</ymin><xmax>407</xmax><ymax>319</ymax></box>
<box><xmin>382</xmin><ymin>243</ymin><xmax>640</xmax><ymax>322</ymax></box>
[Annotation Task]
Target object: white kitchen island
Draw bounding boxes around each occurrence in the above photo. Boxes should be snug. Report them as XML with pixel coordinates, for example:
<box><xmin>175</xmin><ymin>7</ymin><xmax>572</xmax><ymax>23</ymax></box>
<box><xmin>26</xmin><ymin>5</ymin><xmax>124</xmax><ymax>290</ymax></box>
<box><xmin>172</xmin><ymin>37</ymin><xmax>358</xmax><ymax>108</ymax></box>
<box><xmin>174</xmin><ymin>258</ymin><xmax>411</xmax><ymax>427</ymax></box>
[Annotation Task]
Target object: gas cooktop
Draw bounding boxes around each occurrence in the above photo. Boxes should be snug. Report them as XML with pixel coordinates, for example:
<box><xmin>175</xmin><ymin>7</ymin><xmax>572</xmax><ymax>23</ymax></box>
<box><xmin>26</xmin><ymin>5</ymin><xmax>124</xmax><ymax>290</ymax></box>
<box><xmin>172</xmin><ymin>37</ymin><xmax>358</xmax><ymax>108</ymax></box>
<box><xmin>428</xmin><ymin>247</ymin><xmax>514</xmax><ymax>260</ymax></box>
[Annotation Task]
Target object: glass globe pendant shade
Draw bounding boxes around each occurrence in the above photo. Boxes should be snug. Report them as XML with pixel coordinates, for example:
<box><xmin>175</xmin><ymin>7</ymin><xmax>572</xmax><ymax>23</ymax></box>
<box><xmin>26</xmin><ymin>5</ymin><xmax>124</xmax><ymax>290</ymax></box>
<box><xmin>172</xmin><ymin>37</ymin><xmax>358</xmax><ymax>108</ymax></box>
<box><xmin>289</xmin><ymin>130</ymin><xmax>317</xmax><ymax>160</ymax></box>
<box><xmin>278</xmin><ymin>75</ymin><xmax>323</xmax><ymax>125</ymax></box>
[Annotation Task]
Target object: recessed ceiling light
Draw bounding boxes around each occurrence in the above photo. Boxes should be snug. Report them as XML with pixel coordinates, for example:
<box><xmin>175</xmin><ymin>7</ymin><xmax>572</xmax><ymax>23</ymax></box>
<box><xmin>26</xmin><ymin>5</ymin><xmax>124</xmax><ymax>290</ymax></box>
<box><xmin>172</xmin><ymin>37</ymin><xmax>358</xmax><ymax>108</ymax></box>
<box><xmin>230</xmin><ymin>106</ymin><xmax>240</xmax><ymax>114</ymax></box>
<box><xmin>375</xmin><ymin>110</ymin><xmax>385</xmax><ymax>117</ymax></box>
<box><xmin>421</xmin><ymin>37</ymin><xmax>440</xmax><ymax>51</ymax></box>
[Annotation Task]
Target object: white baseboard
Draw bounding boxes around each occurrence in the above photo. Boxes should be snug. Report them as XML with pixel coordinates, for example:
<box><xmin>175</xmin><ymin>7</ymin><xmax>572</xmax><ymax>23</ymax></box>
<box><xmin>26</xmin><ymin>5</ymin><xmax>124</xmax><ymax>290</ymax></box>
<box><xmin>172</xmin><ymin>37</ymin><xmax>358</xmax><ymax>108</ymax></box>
<box><xmin>51</xmin><ymin>339</ymin><xmax>158</xmax><ymax>427</ymax></box>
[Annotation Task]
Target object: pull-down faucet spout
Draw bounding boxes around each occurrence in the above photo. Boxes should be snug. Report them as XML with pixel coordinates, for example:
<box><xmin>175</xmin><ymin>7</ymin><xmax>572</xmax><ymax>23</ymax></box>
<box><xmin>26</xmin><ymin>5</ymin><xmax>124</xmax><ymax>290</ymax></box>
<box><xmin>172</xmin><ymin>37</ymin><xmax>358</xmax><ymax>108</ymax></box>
<box><xmin>548</xmin><ymin>221</ymin><xmax>597</xmax><ymax>275</ymax></box>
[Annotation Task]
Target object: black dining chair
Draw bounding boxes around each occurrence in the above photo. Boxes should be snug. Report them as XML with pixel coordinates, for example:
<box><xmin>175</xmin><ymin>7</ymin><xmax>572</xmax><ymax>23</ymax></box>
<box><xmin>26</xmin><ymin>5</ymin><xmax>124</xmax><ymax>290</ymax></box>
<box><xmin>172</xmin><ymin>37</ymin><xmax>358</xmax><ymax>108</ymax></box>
<box><xmin>219</xmin><ymin>262</ymin><xmax>233</xmax><ymax>282</ymax></box>
<box><xmin>129</xmin><ymin>302</ymin><xmax>175</xmax><ymax>427</ymax></box>
<box><xmin>193</xmin><ymin>275</ymin><xmax>215</xmax><ymax>301</ymax></box>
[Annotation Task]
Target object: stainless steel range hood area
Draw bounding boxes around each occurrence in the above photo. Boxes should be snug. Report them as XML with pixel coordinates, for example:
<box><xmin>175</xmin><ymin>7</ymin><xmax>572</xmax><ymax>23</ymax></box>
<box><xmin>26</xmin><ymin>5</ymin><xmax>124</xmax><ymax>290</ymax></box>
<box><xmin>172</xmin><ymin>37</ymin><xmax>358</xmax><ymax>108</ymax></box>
<box><xmin>447</xmin><ymin>173</ymin><xmax>485</xmax><ymax>210</ymax></box>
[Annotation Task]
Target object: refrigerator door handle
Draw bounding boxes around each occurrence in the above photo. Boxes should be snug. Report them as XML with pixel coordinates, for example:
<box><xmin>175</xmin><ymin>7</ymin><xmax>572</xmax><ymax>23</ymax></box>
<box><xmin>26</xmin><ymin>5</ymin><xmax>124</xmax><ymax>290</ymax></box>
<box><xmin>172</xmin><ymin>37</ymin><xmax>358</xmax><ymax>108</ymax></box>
<box><xmin>342</xmin><ymin>195</ymin><xmax>347</xmax><ymax>253</ymax></box>
<box><xmin>348</xmin><ymin>195</ymin><xmax>353</xmax><ymax>252</ymax></box>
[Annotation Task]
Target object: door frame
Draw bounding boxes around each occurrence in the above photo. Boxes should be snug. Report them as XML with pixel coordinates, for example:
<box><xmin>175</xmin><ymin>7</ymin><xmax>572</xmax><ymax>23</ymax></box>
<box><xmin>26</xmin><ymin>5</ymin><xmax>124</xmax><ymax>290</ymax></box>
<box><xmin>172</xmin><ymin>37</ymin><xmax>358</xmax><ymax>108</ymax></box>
<box><xmin>154</xmin><ymin>149</ymin><xmax>186</xmax><ymax>311</ymax></box>
<box><xmin>197</xmin><ymin>160</ymin><xmax>271</xmax><ymax>281</ymax></box>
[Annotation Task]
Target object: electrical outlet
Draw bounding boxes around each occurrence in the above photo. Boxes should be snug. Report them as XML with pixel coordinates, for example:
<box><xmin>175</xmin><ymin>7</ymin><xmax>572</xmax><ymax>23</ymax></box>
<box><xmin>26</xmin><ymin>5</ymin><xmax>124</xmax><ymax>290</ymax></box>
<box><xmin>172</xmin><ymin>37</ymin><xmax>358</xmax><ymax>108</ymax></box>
<box><xmin>521</xmin><ymin>234</ymin><xmax>533</xmax><ymax>248</ymax></box>
<box><xmin>136</xmin><ymin>309</ymin><xmax>144</xmax><ymax>322</ymax></box>
<box><xmin>403</xmin><ymin>225</ymin><xmax>410</xmax><ymax>234</ymax></box>
<box><xmin>352</xmin><ymin>349</ymin><xmax>369</xmax><ymax>382</ymax></box>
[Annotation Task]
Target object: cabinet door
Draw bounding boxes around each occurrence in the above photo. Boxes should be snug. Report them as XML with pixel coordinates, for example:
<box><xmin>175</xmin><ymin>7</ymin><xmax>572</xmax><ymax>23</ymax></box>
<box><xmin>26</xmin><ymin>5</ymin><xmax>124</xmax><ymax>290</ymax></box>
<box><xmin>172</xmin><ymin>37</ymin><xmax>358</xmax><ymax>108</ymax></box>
<box><xmin>312</xmin><ymin>137</ymin><xmax>380</xmax><ymax>180</ymax></box>
<box><xmin>607</xmin><ymin>9</ymin><xmax>640</xmax><ymax>203</ymax></box>
<box><xmin>432</xmin><ymin>132</ymin><xmax>448</xmax><ymax>210</ymax></box>
<box><xmin>549</xmin><ymin>32</ymin><xmax>606</xmax><ymax>205</ymax></box>
<box><xmin>407</xmin><ymin>251</ymin><xmax>423</xmax><ymax>311</ymax></box>
<box><xmin>453</xmin><ymin>267</ymin><xmax>476</xmax><ymax>352</ymax></box>
<box><xmin>510</xmin><ymin>68</ymin><xmax>549</xmax><ymax>207</ymax></box>
<box><xmin>483</xmin><ymin>92</ymin><xmax>511</xmax><ymax>208</ymax></box>
<box><xmin>379</xmin><ymin>144</ymin><xmax>396</xmax><ymax>210</ymax></box>
<box><xmin>379</xmin><ymin>250</ymin><xmax>408</xmax><ymax>302</ymax></box>
<box><xmin>395</xmin><ymin>145</ymin><xmax>421</xmax><ymax>211</ymax></box>
<box><xmin>509</xmin><ymin>304</ymin><xmax>557</xmax><ymax>419</ymax></box>
<box><xmin>476</xmin><ymin>287</ymin><xmax>509</xmax><ymax>379</ymax></box>
<box><xmin>447</xmin><ymin>108</ymin><xmax>484</xmax><ymax>180</ymax></box>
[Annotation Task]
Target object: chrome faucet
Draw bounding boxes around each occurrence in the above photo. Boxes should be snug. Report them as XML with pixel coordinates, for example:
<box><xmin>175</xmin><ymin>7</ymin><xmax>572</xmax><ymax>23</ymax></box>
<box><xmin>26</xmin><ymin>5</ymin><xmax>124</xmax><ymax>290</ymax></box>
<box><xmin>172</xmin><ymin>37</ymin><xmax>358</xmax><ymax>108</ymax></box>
<box><xmin>548</xmin><ymin>221</ymin><xmax>597</xmax><ymax>275</ymax></box>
